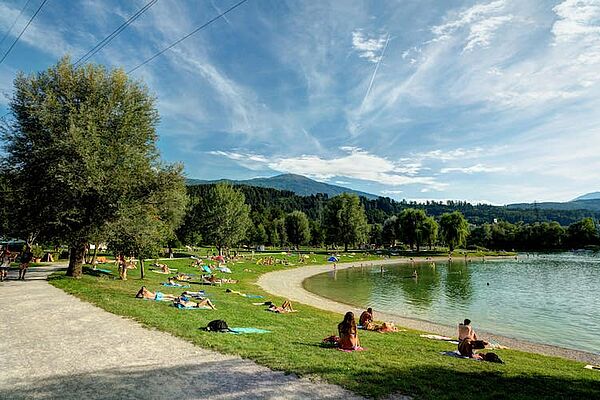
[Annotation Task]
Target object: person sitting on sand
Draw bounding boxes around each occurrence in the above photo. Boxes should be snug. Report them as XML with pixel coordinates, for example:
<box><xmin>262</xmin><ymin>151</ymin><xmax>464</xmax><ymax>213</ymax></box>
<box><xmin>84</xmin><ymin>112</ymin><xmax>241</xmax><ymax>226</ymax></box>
<box><xmin>338</xmin><ymin>312</ymin><xmax>360</xmax><ymax>350</ymax></box>
<box><xmin>135</xmin><ymin>286</ymin><xmax>177</xmax><ymax>301</ymax></box>
<box><xmin>359</xmin><ymin>308</ymin><xmax>374</xmax><ymax>327</ymax></box>
<box><xmin>457</xmin><ymin>319</ymin><xmax>488</xmax><ymax>358</ymax></box>
<box><xmin>268</xmin><ymin>300</ymin><xmax>295</xmax><ymax>313</ymax></box>
<box><xmin>174</xmin><ymin>296</ymin><xmax>216</xmax><ymax>309</ymax></box>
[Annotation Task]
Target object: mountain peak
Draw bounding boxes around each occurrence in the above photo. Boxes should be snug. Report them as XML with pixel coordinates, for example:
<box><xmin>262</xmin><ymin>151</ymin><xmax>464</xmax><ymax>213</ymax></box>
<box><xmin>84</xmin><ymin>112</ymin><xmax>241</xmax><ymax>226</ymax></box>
<box><xmin>187</xmin><ymin>174</ymin><xmax>378</xmax><ymax>199</ymax></box>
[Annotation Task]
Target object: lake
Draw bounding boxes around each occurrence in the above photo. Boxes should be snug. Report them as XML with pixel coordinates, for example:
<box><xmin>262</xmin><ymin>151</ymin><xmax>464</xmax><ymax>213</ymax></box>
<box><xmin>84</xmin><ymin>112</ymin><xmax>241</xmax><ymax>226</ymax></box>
<box><xmin>303</xmin><ymin>252</ymin><xmax>600</xmax><ymax>354</ymax></box>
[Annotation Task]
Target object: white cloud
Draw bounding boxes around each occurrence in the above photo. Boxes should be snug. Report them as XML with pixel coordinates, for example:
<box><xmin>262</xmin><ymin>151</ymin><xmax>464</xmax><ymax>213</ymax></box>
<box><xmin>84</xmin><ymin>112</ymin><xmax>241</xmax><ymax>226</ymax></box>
<box><xmin>415</xmin><ymin>147</ymin><xmax>486</xmax><ymax>161</ymax></box>
<box><xmin>440</xmin><ymin>164</ymin><xmax>506</xmax><ymax>174</ymax></box>
<box><xmin>381</xmin><ymin>190</ymin><xmax>403</xmax><ymax>195</ymax></box>
<box><xmin>431</xmin><ymin>0</ymin><xmax>512</xmax><ymax>52</ymax></box>
<box><xmin>352</xmin><ymin>30</ymin><xmax>388</xmax><ymax>63</ymax></box>
<box><xmin>210</xmin><ymin>147</ymin><xmax>447</xmax><ymax>190</ymax></box>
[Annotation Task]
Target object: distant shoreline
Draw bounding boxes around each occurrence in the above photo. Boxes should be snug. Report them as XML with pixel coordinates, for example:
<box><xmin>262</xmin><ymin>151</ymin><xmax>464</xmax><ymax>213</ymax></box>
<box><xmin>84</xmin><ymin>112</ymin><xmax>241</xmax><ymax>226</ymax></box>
<box><xmin>257</xmin><ymin>257</ymin><xmax>600</xmax><ymax>365</ymax></box>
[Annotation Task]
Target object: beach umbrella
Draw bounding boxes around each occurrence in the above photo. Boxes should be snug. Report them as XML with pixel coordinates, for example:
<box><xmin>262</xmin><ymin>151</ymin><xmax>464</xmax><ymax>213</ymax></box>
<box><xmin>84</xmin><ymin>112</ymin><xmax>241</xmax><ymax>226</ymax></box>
<box><xmin>328</xmin><ymin>256</ymin><xmax>338</xmax><ymax>262</ymax></box>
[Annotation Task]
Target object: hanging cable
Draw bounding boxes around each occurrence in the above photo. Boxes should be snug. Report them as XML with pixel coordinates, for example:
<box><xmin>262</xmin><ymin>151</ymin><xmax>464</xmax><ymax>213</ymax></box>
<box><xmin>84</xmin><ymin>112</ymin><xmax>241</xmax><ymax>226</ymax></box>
<box><xmin>0</xmin><ymin>0</ymin><xmax>50</xmax><ymax>65</ymax></box>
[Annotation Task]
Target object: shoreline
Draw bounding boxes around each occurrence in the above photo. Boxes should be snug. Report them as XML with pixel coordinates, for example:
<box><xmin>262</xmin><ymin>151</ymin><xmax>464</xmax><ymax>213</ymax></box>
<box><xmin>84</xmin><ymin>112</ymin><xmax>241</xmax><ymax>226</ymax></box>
<box><xmin>257</xmin><ymin>256</ymin><xmax>600</xmax><ymax>365</ymax></box>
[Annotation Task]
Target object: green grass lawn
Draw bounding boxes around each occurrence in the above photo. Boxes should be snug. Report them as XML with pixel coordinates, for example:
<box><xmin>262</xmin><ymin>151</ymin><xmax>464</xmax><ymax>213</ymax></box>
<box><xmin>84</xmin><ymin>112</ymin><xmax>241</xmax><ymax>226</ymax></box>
<box><xmin>49</xmin><ymin>252</ymin><xmax>599</xmax><ymax>399</ymax></box>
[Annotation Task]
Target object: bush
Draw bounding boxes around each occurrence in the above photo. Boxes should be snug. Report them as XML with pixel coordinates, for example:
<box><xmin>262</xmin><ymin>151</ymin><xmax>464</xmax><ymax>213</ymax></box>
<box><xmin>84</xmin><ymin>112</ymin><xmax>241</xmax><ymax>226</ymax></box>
<box><xmin>31</xmin><ymin>245</ymin><xmax>44</xmax><ymax>258</ymax></box>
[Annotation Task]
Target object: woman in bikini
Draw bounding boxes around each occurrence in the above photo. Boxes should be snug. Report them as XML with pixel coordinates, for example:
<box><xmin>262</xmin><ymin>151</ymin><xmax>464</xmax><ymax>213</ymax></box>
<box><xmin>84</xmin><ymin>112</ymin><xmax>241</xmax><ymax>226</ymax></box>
<box><xmin>174</xmin><ymin>296</ymin><xmax>216</xmax><ymax>309</ymax></box>
<box><xmin>135</xmin><ymin>286</ymin><xmax>177</xmax><ymax>301</ymax></box>
<box><xmin>268</xmin><ymin>300</ymin><xmax>295</xmax><ymax>313</ymax></box>
<box><xmin>338</xmin><ymin>312</ymin><xmax>360</xmax><ymax>350</ymax></box>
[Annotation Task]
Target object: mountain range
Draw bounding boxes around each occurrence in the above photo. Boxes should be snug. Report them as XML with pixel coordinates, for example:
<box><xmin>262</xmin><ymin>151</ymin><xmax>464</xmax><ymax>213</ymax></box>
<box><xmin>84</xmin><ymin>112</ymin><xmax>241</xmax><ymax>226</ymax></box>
<box><xmin>187</xmin><ymin>173</ymin><xmax>600</xmax><ymax>212</ymax></box>
<box><xmin>186</xmin><ymin>173</ymin><xmax>379</xmax><ymax>200</ymax></box>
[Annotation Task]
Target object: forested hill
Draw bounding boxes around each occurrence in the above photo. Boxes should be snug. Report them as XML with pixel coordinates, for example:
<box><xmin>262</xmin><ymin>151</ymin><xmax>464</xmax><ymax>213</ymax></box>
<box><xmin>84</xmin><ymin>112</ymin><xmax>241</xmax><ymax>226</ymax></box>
<box><xmin>187</xmin><ymin>184</ymin><xmax>600</xmax><ymax>226</ymax></box>
<box><xmin>508</xmin><ymin>198</ymin><xmax>600</xmax><ymax>212</ymax></box>
<box><xmin>186</xmin><ymin>173</ymin><xmax>378</xmax><ymax>199</ymax></box>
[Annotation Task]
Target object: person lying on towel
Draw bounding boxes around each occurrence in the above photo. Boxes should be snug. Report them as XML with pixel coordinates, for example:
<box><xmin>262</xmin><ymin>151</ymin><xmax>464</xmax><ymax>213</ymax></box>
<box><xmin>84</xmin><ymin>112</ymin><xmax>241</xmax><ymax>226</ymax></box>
<box><xmin>174</xmin><ymin>296</ymin><xmax>216</xmax><ymax>310</ymax></box>
<box><xmin>268</xmin><ymin>300</ymin><xmax>295</xmax><ymax>313</ymax></box>
<box><xmin>135</xmin><ymin>286</ymin><xmax>177</xmax><ymax>301</ymax></box>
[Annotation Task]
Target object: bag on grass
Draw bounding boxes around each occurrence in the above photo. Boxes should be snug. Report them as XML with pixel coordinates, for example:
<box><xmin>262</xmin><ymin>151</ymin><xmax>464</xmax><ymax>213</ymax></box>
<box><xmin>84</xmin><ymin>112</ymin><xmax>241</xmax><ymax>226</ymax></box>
<box><xmin>205</xmin><ymin>319</ymin><xmax>232</xmax><ymax>332</ymax></box>
<box><xmin>482</xmin><ymin>352</ymin><xmax>504</xmax><ymax>364</ymax></box>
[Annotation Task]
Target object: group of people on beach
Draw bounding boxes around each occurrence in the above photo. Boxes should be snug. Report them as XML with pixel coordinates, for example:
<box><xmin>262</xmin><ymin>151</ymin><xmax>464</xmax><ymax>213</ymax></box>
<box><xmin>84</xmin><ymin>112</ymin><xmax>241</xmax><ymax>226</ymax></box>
<box><xmin>0</xmin><ymin>245</ymin><xmax>33</xmax><ymax>281</ymax></box>
<box><xmin>332</xmin><ymin>307</ymin><xmax>493</xmax><ymax>360</ymax></box>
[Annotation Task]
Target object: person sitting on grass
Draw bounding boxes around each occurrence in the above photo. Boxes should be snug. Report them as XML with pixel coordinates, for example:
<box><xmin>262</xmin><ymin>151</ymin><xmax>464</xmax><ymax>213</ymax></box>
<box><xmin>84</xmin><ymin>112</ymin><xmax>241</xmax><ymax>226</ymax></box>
<box><xmin>458</xmin><ymin>319</ymin><xmax>488</xmax><ymax>358</ymax></box>
<box><xmin>173</xmin><ymin>296</ymin><xmax>216</xmax><ymax>309</ymax></box>
<box><xmin>359</xmin><ymin>307</ymin><xmax>373</xmax><ymax>327</ymax></box>
<box><xmin>267</xmin><ymin>300</ymin><xmax>295</xmax><ymax>313</ymax></box>
<box><xmin>376</xmin><ymin>322</ymin><xmax>398</xmax><ymax>333</ymax></box>
<box><xmin>135</xmin><ymin>286</ymin><xmax>177</xmax><ymax>301</ymax></box>
<box><xmin>338</xmin><ymin>312</ymin><xmax>360</xmax><ymax>350</ymax></box>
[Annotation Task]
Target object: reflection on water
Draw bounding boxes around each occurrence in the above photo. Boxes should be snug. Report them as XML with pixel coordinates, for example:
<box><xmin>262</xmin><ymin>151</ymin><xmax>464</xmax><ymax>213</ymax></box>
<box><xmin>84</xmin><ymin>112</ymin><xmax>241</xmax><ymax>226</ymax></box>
<box><xmin>303</xmin><ymin>252</ymin><xmax>600</xmax><ymax>354</ymax></box>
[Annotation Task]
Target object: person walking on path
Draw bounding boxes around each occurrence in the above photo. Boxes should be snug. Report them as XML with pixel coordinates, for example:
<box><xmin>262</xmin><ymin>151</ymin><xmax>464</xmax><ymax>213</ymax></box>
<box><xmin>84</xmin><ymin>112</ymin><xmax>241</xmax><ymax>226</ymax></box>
<box><xmin>18</xmin><ymin>245</ymin><xmax>33</xmax><ymax>280</ymax></box>
<box><xmin>1</xmin><ymin>247</ymin><xmax>11</xmax><ymax>281</ymax></box>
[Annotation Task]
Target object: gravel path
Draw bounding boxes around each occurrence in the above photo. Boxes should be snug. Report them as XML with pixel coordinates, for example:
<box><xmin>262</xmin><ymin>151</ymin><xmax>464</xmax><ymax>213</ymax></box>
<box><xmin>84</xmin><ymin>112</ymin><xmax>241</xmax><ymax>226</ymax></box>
<box><xmin>258</xmin><ymin>258</ymin><xmax>600</xmax><ymax>365</ymax></box>
<box><xmin>0</xmin><ymin>266</ymin><xmax>362</xmax><ymax>400</ymax></box>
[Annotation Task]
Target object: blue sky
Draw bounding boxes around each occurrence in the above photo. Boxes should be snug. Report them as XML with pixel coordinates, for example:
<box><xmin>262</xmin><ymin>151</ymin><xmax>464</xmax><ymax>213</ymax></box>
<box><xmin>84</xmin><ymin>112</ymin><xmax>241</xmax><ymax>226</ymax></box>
<box><xmin>1</xmin><ymin>0</ymin><xmax>599</xmax><ymax>204</ymax></box>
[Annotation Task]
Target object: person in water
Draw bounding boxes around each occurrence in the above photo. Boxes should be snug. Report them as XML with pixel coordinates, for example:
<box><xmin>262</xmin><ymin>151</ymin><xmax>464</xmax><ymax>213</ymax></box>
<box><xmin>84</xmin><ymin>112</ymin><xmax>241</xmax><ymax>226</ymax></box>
<box><xmin>338</xmin><ymin>312</ymin><xmax>360</xmax><ymax>350</ymax></box>
<box><xmin>359</xmin><ymin>307</ymin><xmax>373</xmax><ymax>327</ymax></box>
<box><xmin>457</xmin><ymin>319</ymin><xmax>488</xmax><ymax>358</ymax></box>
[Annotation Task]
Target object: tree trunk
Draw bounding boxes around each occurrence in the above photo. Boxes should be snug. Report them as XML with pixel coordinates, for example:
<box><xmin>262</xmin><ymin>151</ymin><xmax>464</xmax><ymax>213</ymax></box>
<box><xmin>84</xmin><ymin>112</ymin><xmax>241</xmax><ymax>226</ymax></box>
<box><xmin>344</xmin><ymin>242</ymin><xmax>348</xmax><ymax>252</ymax></box>
<box><xmin>66</xmin><ymin>241</ymin><xmax>86</xmax><ymax>278</ymax></box>
<box><xmin>91</xmin><ymin>243</ymin><xmax>99</xmax><ymax>265</ymax></box>
<box><xmin>217</xmin><ymin>245</ymin><xmax>223</xmax><ymax>256</ymax></box>
<box><xmin>139</xmin><ymin>257</ymin><xmax>145</xmax><ymax>279</ymax></box>
<box><xmin>168</xmin><ymin>246</ymin><xmax>173</xmax><ymax>259</ymax></box>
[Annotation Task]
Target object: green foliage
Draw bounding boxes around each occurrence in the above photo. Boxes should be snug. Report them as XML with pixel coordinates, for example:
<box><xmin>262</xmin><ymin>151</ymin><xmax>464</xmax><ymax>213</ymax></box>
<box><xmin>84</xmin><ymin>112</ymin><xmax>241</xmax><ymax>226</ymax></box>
<box><xmin>324</xmin><ymin>193</ymin><xmax>368</xmax><ymax>251</ymax></box>
<box><xmin>382</xmin><ymin>215</ymin><xmax>398</xmax><ymax>246</ymax></box>
<box><xmin>108</xmin><ymin>165</ymin><xmax>187</xmax><ymax>276</ymax></box>
<box><xmin>369</xmin><ymin>223</ymin><xmax>383</xmax><ymax>247</ymax></box>
<box><xmin>285</xmin><ymin>210</ymin><xmax>311</xmax><ymax>248</ymax></box>
<box><xmin>439</xmin><ymin>211</ymin><xmax>469</xmax><ymax>251</ymax></box>
<box><xmin>0</xmin><ymin>57</ymin><xmax>183</xmax><ymax>277</ymax></box>
<box><xmin>421</xmin><ymin>216</ymin><xmax>439</xmax><ymax>250</ymax></box>
<box><xmin>567</xmin><ymin>217</ymin><xmax>598</xmax><ymax>247</ymax></box>
<box><xmin>186</xmin><ymin>183</ymin><xmax>251</xmax><ymax>254</ymax></box>
<box><xmin>397</xmin><ymin>208</ymin><xmax>428</xmax><ymax>251</ymax></box>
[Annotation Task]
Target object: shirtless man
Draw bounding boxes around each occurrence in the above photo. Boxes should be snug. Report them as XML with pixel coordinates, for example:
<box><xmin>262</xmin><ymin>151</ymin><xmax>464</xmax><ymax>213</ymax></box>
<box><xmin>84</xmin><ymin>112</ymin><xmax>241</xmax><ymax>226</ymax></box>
<box><xmin>457</xmin><ymin>319</ymin><xmax>488</xmax><ymax>358</ymax></box>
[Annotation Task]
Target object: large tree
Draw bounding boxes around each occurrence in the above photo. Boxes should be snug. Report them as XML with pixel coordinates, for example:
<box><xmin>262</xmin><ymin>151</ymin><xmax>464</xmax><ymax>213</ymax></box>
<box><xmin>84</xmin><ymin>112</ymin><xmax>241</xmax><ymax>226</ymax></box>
<box><xmin>567</xmin><ymin>217</ymin><xmax>598</xmax><ymax>247</ymax></box>
<box><xmin>192</xmin><ymin>183</ymin><xmax>251</xmax><ymax>255</ymax></box>
<box><xmin>107</xmin><ymin>166</ymin><xmax>187</xmax><ymax>278</ymax></box>
<box><xmin>324</xmin><ymin>193</ymin><xmax>368</xmax><ymax>251</ymax></box>
<box><xmin>397</xmin><ymin>208</ymin><xmax>428</xmax><ymax>251</ymax></box>
<box><xmin>439</xmin><ymin>211</ymin><xmax>469</xmax><ymax>251</ymax></box>
<box><xmin>0</xmin><ymin>57</ymin><xmax>184</xmax><ymax>277</ymax></box>
<box><xmin>421</xmin><ymin>216</ymin><xmax>439</xmax><ymax>250</ymax></box>
<box><xmin>285</xmin><ymin>210</ymin><xmax>310</xmax><ymax>249</ymax></box>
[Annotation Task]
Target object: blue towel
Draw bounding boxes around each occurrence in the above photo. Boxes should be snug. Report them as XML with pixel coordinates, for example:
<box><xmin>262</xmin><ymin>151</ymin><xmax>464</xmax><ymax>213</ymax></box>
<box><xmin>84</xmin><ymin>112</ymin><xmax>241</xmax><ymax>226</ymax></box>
<box><xmin>229</xmin><ymin>327</ymin><xmax>271</xmax><ymax>334</ymax></box>
<box><xmin>202</xmin><ymin>266</ymin><xmax>212</xmax><ymax>273</ymax></box>
<box><xmin>243</xmin><ymin>294</ymin><xmax>264</xmax><ymax>299</ymax></box>
<box><xmin>173</xmin><ymin>303</ymin><xmax>211</xmax><ymax>310</ymax></box>
<box><xmin>96</xmin><ymin>268</ymin><xmax>112</xmax><ymax>274</ymax></box>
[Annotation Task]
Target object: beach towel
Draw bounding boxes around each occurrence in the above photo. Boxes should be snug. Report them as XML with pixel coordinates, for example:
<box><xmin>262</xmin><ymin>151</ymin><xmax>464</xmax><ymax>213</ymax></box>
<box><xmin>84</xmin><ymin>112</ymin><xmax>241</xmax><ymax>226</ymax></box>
<box><xmin>243</xmin><ymin>294</ymin><xmax>263</xmax><ymax>299</ymax></box>
<box><xmin>441</xmin><ymin>350</ymin><xmax>471</xmax><ymax>359</ymax></box>
<box><xmin>420</xmin><ymin>334</ymin><xmax>459</xmax><ymax>344</ymax></box>
<box><xmin>96</xmin><ymin>268</ymin><xmax>112</xmax><ymax>274</ymax></box>
<box><xmin>584</xmin><ymin>365</ymin><xmax>600</xmax><ymax>371</ymax></box>
<box><xmin>173</xmin><ymin>303</ymin><xmax>211</xmax><ymax>310</ymax></box>
<box><xmin>162</xmin><ymin>282</ymin><xmax>190</xmax><ymax>288</ymax></box>
<box><xmin>151</xmin><ymin>269</ymin><xmax>177</xmax><ymax>274</ymax></box>
<box><xmin>228</xmin><ymin>327</ymin><xmax>271</xmax><ymax>334</ymax></box>
<box><xmin>217</xmin><ymin>266</ymin><xmax>232</xmax><ymax>273</ymax></box>
<box><xmin>202</xmin><ymin>265</ymin><xmax>212</xmax><ymax>273</ymax></box>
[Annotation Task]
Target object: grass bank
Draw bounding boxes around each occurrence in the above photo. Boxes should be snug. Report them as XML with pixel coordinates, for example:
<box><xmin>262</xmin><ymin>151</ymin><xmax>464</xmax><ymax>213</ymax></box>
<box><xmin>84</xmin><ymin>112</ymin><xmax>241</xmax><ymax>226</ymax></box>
<box><xmin>49</xmin><ymin>252</ymin><xmax>599</xmax><ymax>399</ymax></box>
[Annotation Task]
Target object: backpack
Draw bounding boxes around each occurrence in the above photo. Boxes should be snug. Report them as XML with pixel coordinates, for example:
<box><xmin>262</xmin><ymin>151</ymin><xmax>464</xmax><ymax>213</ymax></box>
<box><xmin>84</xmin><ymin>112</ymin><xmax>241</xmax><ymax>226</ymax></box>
<box><xmin>205</xmin><ymin>319</ymin><xmax>231</xmax><ymax>332</ymax></box>
<box><xmin>482</xmin><ymin>352</ymin><xmax>504</xmax><ymax>364</ymax></box>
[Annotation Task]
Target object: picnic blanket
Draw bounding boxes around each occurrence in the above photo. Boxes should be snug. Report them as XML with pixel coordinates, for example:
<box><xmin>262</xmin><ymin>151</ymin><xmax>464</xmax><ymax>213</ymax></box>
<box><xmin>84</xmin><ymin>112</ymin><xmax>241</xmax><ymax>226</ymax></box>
<box><xmin>228</xmin><ymin>327</ymin><xmax>271</xmax><ymax>334</ymax></box>
<box><xmin>150</xmin><ymin>269</ymin><xmax>177</xmax><ymax>274</ymax></box>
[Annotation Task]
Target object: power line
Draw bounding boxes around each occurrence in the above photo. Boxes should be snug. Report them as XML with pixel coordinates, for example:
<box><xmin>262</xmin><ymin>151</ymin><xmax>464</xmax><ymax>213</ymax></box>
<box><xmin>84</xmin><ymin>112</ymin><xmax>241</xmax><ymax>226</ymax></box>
<box><xmin>0</xmin><ymin>0</ymin><xmax>50</xmax><ymax>65</ymax></box>
<box><xmin>127</xmin><ymin>0</ymin><xmax>249</xmax><ymax>74</ymax></box>
<box><xmin>0</xmin><ymin>0</ymin><xmax>34</xmax><ymax>48</ymax></box>
<box><xmin>74</xmin><ymin>0</ymin><xmax>159</xmax><ymax>67</ymax></box>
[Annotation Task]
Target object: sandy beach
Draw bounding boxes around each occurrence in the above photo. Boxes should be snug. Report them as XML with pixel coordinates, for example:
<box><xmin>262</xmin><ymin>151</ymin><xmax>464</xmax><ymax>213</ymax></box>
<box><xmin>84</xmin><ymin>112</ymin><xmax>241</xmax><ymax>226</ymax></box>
<box><xmin>257</xmin><ymin>257</ymin><xmax>600</xmax><ymax>365</ymax></box>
